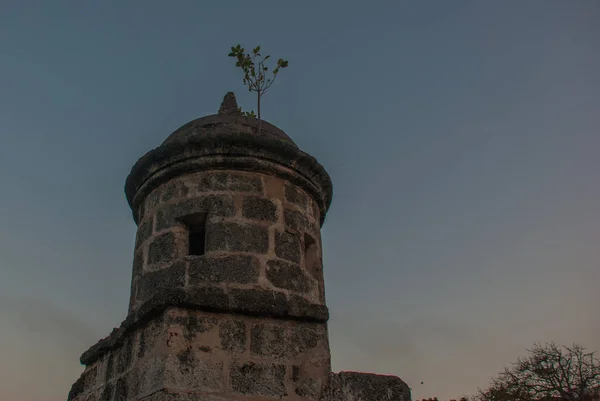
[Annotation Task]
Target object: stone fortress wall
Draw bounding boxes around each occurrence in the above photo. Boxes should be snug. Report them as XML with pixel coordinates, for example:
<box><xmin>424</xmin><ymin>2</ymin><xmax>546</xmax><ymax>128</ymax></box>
<box><xmin>67</xmin><ymin>93</ymin><xmax>411</xmax><ymax>401</ymax></box>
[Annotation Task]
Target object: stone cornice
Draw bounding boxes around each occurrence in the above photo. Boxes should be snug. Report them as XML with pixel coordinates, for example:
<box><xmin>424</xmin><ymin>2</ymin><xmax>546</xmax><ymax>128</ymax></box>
<box><xmin>125</xmin><ymin>131</ymin><xmax>333</xmax><ymax>226</ymax></box>
<box><xmin>80</xmin><ymin>286</ymin><xmax>329</xmax><ymax>366</ymax></box>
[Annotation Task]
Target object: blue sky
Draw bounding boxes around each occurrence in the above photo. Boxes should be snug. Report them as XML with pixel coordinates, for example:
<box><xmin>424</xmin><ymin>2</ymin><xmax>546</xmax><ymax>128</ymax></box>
<box><xmin>0</xmin><ymin>1</ymin><xmax>598</xmax><ymax>400</ymax></box>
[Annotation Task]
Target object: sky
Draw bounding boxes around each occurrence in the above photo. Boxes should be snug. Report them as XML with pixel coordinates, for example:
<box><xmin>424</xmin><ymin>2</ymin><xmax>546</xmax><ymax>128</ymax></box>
<box><xmin>0</xmin><ymin>1</ymin><xmax>598</xmax><ymax>400</ymax></box>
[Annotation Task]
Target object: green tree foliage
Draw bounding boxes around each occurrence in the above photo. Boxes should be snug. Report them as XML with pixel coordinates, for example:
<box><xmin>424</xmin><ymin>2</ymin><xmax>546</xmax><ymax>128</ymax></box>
<box><xmin>228</xmin><ymin>44</ymin><xmax>288</xmax><ymax>134</ymax></box>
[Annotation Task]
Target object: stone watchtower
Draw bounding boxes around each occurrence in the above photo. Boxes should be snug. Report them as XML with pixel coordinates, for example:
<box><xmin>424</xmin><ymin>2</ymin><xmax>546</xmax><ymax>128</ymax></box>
<box><xmin>68</xmin><ymin>93</ymin><xmax>411</xmax><ymax>401</ymax></box>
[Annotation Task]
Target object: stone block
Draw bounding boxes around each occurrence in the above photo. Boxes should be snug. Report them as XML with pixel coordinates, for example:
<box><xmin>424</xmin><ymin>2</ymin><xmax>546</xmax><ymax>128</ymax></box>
<box><xmin>284</xmin><ymin>208</ymin><xmax>310</xmax><ymax>233</ymax></box>
<box><xmin>164</xmin><ymin>350</ymin><xmax>223</xmax><ymax>392</ymax></box>
<box><xmin>145</xmin><ymin>190</ymin><xmax>161</xmax><ymax>215</ymax></box>
<box><xmin>287</xmin><ymin>294</ymin><xmax>328</xmax><ymax>320</ymax></box>
<box><xmin>275</xmin><ymin>231</ymin><xmax>301</xmax><ymax>263</ymax></box>
<box><xmin>229</xmin><ymin>288</ymin><xmax>288</xmax><ymax>317</ymax></box>
<box><xmin>286</xmin><ymin>323</ymin><xmax>323</xmax><ymax>359</ymax></box>
<box><xmin>186</xmin><ymin>287</ymin><xmax>230</xmax><ymax>310</ymax></box>
<box><xmin>137</xmin><ymin>261</ymin><xmax>186</xmax><ymax>302</ymax></box>
<box><xmin>229</xmin><ymin>361</ymin><xmax>286</xmax><ymax>397</ymax></box>
<box><xmin>266</xmin><ymin>259</ymin><xmax>313</xmax><ymax>293</ymax></box>
<box><xmin>148</xmin><ymin>232</ymin><xmax>178</xmax><ymax>265</ymax></box>
<box><xmin>219</xmin><ymin>320</ymin><xmax>246</xmax><ymax>353</ymax></box>
<box><xmin>330</xmin><ymin>371</ymin><xmax>411</xmax><ymax>401</ymax></box>
<box><xmin>294</xmin><ymin>376</ymin><xmax>322</xmax><ymax>399</ymax></box>
<box><xmin>205</xmin><ymin>222</ymin><xmax>269</xmax><ymax>254</ymax></box>
<box><xmin>156</xmin><ymin>196</ymin><xmax>234</xmax><ymax>231</ymax></box>
<box><xmin>137</xmin><ymin>317</ymin><xmax>166</xmax><ymax>361</ymax></box>
<box><xmin>189</xmin><ymin>255</ymin><xmax>259</xmax><ymax>285</ymax></box>
<box><xmin>137</xmin><ymin>355</ymin><xmax>166</xmax><ymax>396</ymax></box>
<box><xmin>168</xmin><ymin>314</ymin><xmax>218</xmax><ymax>342</ymax></box>
<box><xmin>132</xmin><ymin>249</ymin><xmax>144</xmax><ymax>279</ymax></box>
<box><xmin>250</xmin><ymin>323</ymin><xmax>286</xmax><ymax>358</ymax></box>
<box><xmin>242</xmin><ymin>196</ymin><xmax>278</xmax><ymax>222</ymax></box>
<box><xmin>135</xmin><ymin>218</ymin><xmax>153</xmax><ymax>249</ymax></box>
<box><xmin>285</xmin><ymin>182</ymin><xmax>309</xmax><ymax>209</ymax></box>
<box><xmin>197</xmin><ymin>172</ymin><xmax>263</xmax><ymax>193</ymax></box>
<box><xmin>160</xmin><ymin>180</ymin><xmax>189</xmax><ymax>203</ymax></box>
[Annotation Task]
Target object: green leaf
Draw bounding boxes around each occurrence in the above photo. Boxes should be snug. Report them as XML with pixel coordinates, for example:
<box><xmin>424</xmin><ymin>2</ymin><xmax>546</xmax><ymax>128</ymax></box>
<box><xmin>264</xmin><ymin>55</ymin><xmax>270</xmax><ymax>61</ymax></box>
<box><xmin>253</xmin><ymin>45</ymin><xmax>260</xmax><ymax>54</ymax></box>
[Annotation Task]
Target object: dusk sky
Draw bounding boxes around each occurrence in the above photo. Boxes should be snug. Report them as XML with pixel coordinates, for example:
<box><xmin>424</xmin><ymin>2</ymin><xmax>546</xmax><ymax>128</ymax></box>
<box><xmin>1</xmin><ymin>2</ymin><xmax>598</xmax><ymax>400</ymax></box>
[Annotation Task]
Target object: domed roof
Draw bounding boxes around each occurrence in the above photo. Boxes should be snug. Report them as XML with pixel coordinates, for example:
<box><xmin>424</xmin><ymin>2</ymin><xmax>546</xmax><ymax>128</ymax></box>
<box><xmin>161</xmin><ymin>92</ymin><xmax>298</xmax><ymax>148</ymax></box>
<box><xmin>125</xmin><ymin>92</ymin><xmax>333</xmax><ymax>226</ymax></box>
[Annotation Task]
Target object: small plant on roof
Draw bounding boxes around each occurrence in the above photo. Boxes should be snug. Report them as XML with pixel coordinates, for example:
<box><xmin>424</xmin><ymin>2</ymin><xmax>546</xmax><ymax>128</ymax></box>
<box><xmin>228</xmin><ymin>44</ymin><xmax>288</xmax><ymax>134</ymax></box>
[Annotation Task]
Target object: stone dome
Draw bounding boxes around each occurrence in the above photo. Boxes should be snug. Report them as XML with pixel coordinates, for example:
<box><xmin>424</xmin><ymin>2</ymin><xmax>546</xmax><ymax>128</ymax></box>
<box><xmin>125</xmin><ymin>92</ymin><xmax>333</xmax><ymax>226</ymax></box>
<box><xmin>161</xmin><ymin>92</ymin><xmax>298</xmax><ymax>148</ymax></box>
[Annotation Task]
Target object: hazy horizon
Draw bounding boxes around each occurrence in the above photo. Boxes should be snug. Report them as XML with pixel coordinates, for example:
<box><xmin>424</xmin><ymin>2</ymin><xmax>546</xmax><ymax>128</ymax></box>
<box><xmin>0</xmin><ymin>1</ymin><xmax>598</xmax><ymax>400</ymax></box>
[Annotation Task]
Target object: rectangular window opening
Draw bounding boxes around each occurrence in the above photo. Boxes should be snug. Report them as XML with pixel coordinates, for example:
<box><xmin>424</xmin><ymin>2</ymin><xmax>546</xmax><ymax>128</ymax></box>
<box><xmin>189</xmin><ymin>226</ymin><xmax>206</xmax><ymax>256</ymax></box>
<box><xmin>184</xmin><ymin>213</ymin><xmax>207</xmax><ymax>256</ymax></box>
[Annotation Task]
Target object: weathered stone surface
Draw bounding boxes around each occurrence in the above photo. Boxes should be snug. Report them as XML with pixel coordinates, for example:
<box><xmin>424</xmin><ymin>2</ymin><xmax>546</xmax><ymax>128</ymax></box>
<box><xmin>219</xmin><ymin>320</ymin><xmax>246</xmax><ymax>353</ymax></box>
<box><xmin>129</xmin><ymin>249</ymin><xmax>145</xmax><ymax>311</ymax></box>
<box><xmin>285</xmin><ymin>182</ymin><xmax>309</xmax><ymax>209</ymax></box>
<box><xmin>155</xmin><ymin>196</ymin><xmax>234</xmax><ymax>231</ymax></box>
<box><xmin>266</xmin><ymin>259</ymin><xmax>312</xmax><ymax>293</ymax></box>
<box><xmin>100</xmin><ymin>382</ymin><xmax>112</xmax><ymax>401</ymax></box>
<box><xmin>165</xmin><ymin>350</ymin><xmax>223</xmax><ymax>392</ymax></box>
<box><xmin>132</xmin><ymin>249</ymin><xmax>144</xmax><ymax>279</ymax></box>
<box><xmin>137</xmin><ymin>261</ymin><xmax>186</xmax><ymax>301</ymax></box>
<box><xmin>218</xmin><ymin>92</ymin><xmax>241</xmax><ymax>116</ymax></box>
<box><xmin>125</xmin><ymin>113</ymin><xmax>333</xmax><ymax>226</ymax></box>
<box><xmin>137</xmin><ymin>317</ymin><xmax>165</xmax><ymax>361</ymax></box>
<box><xmin>329</xmin><ymin>371</ymin><xmax>411</xmax><ymax>401</ymax></box>
<box><xmin>80</xmin><ymin>287</ymin><xmax>329</xmax><ymax>367</ymax></box>
<box><xmin>197</xmin><ymin>172</ymin><xmax>263</xmax><ymax>193</ymax></box>
<box><xmin>67</xmin><ymin>366</ymin><xmax>97</xmax><ymax>401</ymax></box>
<box><xmin>145</xmin><ymin>189</ymin><xmax>161</xmax><ymax>215</ymax></box>
<box><xmin>242</xmin><ymin>196</ymin><xmax>278</xmax><ymax>222</ymax></box>
<box><xmin>189</xmin><ymin>255</ymin><xmax>259</xmax><ymax>285</ymax></box>
<box><xmin>284</xmin><ymin>208</ymin><xmax>310</xmax><ymax>233</ymax></box>
<box><xmin>250</xmin><ymin>323</ymin><xmax>286</xmax><ymax>358</ymax></box>
<box><xmin>169</xmin><ymin>315</ymin><xmax>217</xmax><ymax>341</ymax></box>
<box><xmin>115</xmin><ymin>336</ymin><xmax>134</xmax><ymax>375</ymax></box>
<box><xmin>113</xmin><ymin>377</ymin><xmax>128</xmax><ymax>401</ymax></box>
<box><xmin>105</xmin><ymin>352</ymin><xmax>115</xmax><ymax>382</ymax></box>
<box><xmin>230</xmin><ymin>361</ymin><xmax>286</xmax><ymax>397</ymax></box>
<box><xmin>137</xmin><ymin>355</ymin><xmax>166</xmax><ymax>396</ymax></box>
<box><xmin>160</xmin><ymin>180</ymin><xmax>189</xmax><ymax>203</ymax></box>
<box><xmin>139</xmin><ymin>389</ymin><xmax>232</xmax><ymax>401</ymax></box>
<box><xmin>206</xmin><ymin>222</ymin><xmax>269</xmax><ymax>254</ymax></box>
<box><xmin>294</xmin><ymin>376</ymin><xmax>322</xmax><ymax>399</ymax></box>
<box><xmin>148</xmin><ymin>232</ymin><xmax>178</xmax><ymax>265</ymax></box>
<box><xmin>275</xmin><ymin>231</ymin><xmax>301</xmax><ymax>263</ymax></box>
<box><xmin>286</xmin><ymin>323</ymin><xmax>323</xmax><ymax>359</ymax></box>
<box><xmin>228</xmin><ymin>288</ymin><xmax>287</xmax><ymax>317</ymax></box>
<box><xmin>288</xmin><ymin>294</ymin><xmax>329</xmax><ymax>320</ymax></box>
<box><xmin>136</xmin><ymin>218</ymin><xmax>153</xmax><ymax>248</ymax></box>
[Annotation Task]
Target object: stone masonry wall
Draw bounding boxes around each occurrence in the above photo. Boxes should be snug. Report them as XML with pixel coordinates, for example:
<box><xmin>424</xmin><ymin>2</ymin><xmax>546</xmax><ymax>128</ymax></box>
<box><xmin>69</xmin><ymin>307</ymin><xmax>331</xmax><ymax>401</ymax></box>
<box><xmin>129</xmin><ymin>169</ymin><xmax>326</xmax><ymax>314</ymax></box>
